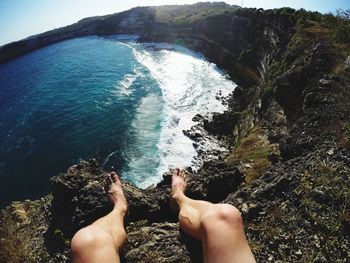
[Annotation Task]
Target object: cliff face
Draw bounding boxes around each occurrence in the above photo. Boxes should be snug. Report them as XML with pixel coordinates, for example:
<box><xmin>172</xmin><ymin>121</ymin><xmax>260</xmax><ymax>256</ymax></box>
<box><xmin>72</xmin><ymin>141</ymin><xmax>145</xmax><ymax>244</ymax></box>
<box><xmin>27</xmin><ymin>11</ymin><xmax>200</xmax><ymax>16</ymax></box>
<box><xmin>1</xmin><ymin>3</ymin><xmax>350</xmax><ymax>263</ymax></box>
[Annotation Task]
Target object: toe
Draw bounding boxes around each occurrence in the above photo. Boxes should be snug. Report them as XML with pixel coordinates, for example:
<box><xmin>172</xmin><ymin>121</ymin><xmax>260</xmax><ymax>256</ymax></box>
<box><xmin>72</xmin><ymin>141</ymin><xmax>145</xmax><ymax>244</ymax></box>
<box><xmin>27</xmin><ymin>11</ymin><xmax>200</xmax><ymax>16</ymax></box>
<box><xmin>104</xmin><ymin>176</ymin><xmax>109</xmax><ymax>185</ymax></box>
<box><xmin>115</xmin><ymin>174</ymin><xmax>121</xmax><ymax>185</ymax></box>
<box><xmin>107</xmin><ymin>174</ymin><xmax>114</xmax><ymax>184</ymax></box>
<box><xmin>172</xmin><ymin>168</ymin><xmax>179</xmax><ymax>176</ymax></box>
<box><xmin>180</xmin><ymin>170</ymin><xmax>186</xmax><ymax>178</ymax></box>
<box><xmin>111</xmin><ymin>171</ymin><xmax>122</xmax><ymax>185</ymax></box>
<box><xmin>104</xmin><ymin>178</ymin><xmax>109</xmax><ymax>192</ymax></box>
<box><xmin>110</xmin><ymin>172</ymin><xmax>117</xmax><ymax>183</ymax></box>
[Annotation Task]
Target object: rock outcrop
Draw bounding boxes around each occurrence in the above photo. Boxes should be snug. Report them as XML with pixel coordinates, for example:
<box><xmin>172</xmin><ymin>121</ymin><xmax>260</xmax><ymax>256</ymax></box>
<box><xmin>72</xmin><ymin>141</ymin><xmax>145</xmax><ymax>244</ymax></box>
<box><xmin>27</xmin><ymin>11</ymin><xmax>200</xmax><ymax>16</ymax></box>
<box><xmin>1</xmin><ymin>3</ymin><xmax>350</xmax><ymax>262</ymax></box>
<box><xmin>1</xmin><ymin>158</ymin><xmax>242</xmax><ymax>262</ymax></box>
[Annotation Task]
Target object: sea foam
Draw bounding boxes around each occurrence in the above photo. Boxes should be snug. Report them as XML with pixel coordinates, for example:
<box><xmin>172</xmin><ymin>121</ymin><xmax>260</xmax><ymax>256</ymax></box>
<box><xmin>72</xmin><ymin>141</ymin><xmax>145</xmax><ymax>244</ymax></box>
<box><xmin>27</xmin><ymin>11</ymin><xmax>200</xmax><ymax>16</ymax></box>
<box><xmin>121</xmin><ymin>42</ymin><xmax>236</xmax><ymax>188</ymax></box>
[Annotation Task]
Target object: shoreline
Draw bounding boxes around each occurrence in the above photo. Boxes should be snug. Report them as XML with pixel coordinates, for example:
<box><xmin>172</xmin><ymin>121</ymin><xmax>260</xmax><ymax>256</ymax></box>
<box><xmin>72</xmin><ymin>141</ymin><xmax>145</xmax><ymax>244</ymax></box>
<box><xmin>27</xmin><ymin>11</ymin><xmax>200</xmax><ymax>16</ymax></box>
<box><xmin>1</xmin><ymin>4</ymin><xmax>350</xmax><ymax>262</ymax></box>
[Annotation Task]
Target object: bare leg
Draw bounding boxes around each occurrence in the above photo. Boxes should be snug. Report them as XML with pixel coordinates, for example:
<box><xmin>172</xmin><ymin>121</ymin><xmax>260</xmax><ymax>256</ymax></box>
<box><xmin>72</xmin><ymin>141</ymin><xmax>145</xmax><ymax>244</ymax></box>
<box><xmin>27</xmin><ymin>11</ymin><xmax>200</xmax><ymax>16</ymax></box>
<box><xmin>71</xmin><ymin>172</ymin><xmax>127</xmax><ymax>263</ymax></box>
<box><xmin>171</xmin><ymin>169</ymin><xmax>256</xmax><ymax>263</ymax></box>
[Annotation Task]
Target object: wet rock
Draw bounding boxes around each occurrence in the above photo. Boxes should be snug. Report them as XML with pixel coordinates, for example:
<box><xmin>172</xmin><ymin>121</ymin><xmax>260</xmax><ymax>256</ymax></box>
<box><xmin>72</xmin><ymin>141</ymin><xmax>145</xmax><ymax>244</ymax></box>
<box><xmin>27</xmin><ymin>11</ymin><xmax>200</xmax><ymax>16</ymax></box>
<box><xmin>183</xmin><ymin>128</ymin><xmax>203</xmax><ymax>141</ymax></box>
<box><xmin>192</xmin><ymin>114</ymin><xmax>204</xmax><ymax>122</ymax></box>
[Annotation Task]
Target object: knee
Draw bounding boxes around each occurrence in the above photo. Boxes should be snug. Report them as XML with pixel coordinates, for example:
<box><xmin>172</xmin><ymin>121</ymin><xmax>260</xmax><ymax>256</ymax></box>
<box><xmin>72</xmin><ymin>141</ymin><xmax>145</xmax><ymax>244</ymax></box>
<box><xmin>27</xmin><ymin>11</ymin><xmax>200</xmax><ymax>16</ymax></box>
<box><xmin>220</xmin><ymin>204</ymin><xmax>243</xmax><ymax>223</ymax></box>
<box><xmin>71</xmin><ymin>227</ymin><xmax>104</xmax><ymax>253</ymax></box>
<box><xmin>201</xmin><ymin>204</ymin><xmax>243</xmax><ymax>230</ymax></box>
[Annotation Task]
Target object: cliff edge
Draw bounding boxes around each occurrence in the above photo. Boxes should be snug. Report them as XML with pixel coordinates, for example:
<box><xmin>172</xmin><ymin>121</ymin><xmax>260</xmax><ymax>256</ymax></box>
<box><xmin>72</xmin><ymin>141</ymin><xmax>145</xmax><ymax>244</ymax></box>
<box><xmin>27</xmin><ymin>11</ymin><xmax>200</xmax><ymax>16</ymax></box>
<box><xmin>1</xmin><ymin>3</ymin><xmax>350</xmax><ymax>262</ymax></box>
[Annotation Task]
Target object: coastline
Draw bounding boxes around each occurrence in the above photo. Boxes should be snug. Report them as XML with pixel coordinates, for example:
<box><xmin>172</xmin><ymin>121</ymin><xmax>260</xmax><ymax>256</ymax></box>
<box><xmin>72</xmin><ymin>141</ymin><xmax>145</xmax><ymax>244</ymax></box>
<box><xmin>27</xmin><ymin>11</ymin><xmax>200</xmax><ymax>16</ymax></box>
<box><xmin>1</xmin><ymin>3</ymin><xmax>350</xmax><ymax>262</ymax></box>
<box><xmin>125</xmin><ymin>40</ymin><xmax>237</xmax><ymax>187</ymax></box>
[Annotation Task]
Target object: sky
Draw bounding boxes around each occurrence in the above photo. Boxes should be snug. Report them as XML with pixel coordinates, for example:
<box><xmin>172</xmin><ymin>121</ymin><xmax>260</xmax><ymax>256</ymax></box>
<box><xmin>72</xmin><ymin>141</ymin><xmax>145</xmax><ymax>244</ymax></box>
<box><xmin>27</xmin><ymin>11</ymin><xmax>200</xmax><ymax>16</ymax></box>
<box><xmin>0</xmin><ymin>0</ymin><xmax>349</xmax><ymax>46</ymax></box>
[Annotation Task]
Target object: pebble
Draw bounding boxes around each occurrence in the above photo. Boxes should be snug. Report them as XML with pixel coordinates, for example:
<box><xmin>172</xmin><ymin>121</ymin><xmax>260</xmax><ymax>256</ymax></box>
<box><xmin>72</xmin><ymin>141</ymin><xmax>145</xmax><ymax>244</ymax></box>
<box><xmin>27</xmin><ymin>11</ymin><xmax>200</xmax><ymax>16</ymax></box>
<box><xmin>326</xmin><ymin>148</ymin><xmax>334</xmax><ymax>155</ymax></box>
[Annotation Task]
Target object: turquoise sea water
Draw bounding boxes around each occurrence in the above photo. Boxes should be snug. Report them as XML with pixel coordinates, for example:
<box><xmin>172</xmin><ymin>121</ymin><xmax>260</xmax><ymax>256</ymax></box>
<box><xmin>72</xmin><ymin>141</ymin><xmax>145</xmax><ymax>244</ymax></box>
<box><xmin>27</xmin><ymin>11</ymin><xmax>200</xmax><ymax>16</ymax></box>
<box><xmin>0</xmin><ymin>36</ymin><xmax>236</xmax><ymax>208</ymax></box>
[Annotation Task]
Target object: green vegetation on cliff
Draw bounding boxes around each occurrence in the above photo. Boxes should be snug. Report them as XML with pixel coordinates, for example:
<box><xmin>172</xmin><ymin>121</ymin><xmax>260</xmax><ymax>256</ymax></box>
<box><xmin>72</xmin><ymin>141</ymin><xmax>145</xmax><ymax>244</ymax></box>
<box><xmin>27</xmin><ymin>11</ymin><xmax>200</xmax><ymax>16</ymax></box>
<box><xmin>1</xmin><ymin>3</ymin><xmax>350</xmax><ymax>263</ymax></box>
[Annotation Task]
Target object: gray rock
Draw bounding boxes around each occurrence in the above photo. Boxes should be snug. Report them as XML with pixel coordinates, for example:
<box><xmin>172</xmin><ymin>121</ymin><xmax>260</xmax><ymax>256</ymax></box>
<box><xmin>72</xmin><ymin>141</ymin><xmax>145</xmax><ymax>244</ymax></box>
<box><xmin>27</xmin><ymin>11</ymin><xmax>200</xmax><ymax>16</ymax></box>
<box><xmin>123</xmin><ymin>222</ymin><xmax>202</xmax><ymax>263</ymax></box>
<box><xmin>344</xmin><ymin>55</ymin><xmax>350</xmax><ymax>68</ymax></box>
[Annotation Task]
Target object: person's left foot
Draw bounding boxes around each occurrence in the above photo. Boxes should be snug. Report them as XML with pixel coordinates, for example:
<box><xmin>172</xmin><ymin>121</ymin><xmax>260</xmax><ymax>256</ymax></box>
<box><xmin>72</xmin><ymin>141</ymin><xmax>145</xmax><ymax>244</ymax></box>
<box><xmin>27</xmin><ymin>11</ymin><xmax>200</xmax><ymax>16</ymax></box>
<box><xmin>104</xmin><ymin>172</ymin><xmax>128</xmax><ymax>213</ymax></box>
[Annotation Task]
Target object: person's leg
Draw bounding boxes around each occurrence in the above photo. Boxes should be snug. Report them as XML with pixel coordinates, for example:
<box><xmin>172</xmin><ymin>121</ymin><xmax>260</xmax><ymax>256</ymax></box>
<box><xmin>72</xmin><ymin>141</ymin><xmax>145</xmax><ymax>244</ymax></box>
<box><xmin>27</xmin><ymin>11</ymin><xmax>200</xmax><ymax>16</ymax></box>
<box><xmin>71</xmin><ymin>172</ymin><xmax>127</xmax><ymax>263</ymax></box>
<box><xmin>171</xmin><ymin>169</ymin><xmax>256</xmax><ymax>263</ymax></box>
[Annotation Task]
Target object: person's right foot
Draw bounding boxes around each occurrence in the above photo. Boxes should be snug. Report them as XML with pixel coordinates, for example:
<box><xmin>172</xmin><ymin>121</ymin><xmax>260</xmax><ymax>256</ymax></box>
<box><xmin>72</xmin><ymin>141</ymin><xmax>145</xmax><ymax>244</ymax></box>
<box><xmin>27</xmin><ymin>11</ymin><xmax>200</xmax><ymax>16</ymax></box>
<box><xmin>171</xmin><ymin>168</ymin><xmax>187</xmax><ymax>200</ymax></box>
<box><xmin>104</xmin><ymin>172</ymin><xmax>128</xmax><ymax>213</ymax></box>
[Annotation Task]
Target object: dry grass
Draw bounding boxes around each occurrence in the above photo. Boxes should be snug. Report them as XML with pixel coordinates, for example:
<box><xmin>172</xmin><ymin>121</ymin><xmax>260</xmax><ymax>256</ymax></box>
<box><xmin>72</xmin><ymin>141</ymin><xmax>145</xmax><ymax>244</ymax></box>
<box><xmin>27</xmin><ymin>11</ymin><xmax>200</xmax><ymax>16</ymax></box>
<box><xmin>339</xmin><ymin>122</ymin><xmax>350</xmax><ymax>149</ymax></box>
<box><xmin>0</xmin><ymin>198</ymin><xmax>51</xmax><ymax>263</ymax></box>
<box><xmin>226</xmin><ymin>126</ymin><xmax>271</xmax><ymax>184</ymax></box>
<box><xmin>304</xmin><ymin>25</ymin><xmax>331</xmax><ymax>34</ymax></box>
<box><xmin>0</xmin><ymin>202</ymin><xmax>36</xmax><ymax>263</ymax></box>
<box><xmin>245</xmin><ymin>159</ymin><xmax>271</xmax><ymax>184</ymax></box>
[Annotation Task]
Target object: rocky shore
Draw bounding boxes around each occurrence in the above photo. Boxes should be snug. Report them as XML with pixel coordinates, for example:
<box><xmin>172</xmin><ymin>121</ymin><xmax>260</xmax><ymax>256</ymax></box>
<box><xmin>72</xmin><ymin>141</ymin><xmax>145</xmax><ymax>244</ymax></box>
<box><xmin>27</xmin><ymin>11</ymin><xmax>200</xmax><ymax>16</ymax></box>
<box><xmin>1</xmin><ymin>3</ymin><xmax>350</xmax><ymax>262</ymax></box>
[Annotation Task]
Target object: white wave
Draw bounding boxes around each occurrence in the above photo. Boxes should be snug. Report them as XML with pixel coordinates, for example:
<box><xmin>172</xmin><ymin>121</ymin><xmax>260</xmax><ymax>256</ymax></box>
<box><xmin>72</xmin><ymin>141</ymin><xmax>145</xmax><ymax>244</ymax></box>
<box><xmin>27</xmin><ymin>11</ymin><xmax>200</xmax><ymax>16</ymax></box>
<box><xmin>123</xmin><ymin>93</ymin><xmax>164</xmax><ymax>187</ymax></box>
<box><xmin>103</xmin><ymin>150</ymin><xmax>118</xmax><ymax>167</ymax></box>
<box><xmin>125</xmin><ymin>43</ymin><xmax>236</xmax><ymax>188</ymax></box>
<box><xmin>112</xmin><ymin>66</ymin><xmax>143</xmax><ymax>97</ymax></box>
<box><xmin>114</xmin><ymin>73</ymin><xmax>137</xmax><ymax>97</ymax></box>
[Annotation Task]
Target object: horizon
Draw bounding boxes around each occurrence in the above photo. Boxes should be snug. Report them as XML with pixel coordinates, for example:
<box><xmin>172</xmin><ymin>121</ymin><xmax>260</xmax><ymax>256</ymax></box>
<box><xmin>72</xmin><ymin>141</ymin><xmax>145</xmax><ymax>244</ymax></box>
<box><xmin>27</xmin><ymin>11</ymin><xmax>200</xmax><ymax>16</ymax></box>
<box><xmin>0</xmin><ymin>0</ymin><xmax>349</xmax><ymax>46</ymax></box>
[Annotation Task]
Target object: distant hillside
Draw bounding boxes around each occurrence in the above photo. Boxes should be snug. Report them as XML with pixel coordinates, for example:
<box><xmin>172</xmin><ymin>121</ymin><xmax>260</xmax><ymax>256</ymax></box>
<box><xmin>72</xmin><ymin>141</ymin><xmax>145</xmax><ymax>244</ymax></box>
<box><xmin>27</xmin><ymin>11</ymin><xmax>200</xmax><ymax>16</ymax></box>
<box><xmin>0</xmin><ymin>2</ymin><xmax>239</xmax><ymax>63</ymax></box>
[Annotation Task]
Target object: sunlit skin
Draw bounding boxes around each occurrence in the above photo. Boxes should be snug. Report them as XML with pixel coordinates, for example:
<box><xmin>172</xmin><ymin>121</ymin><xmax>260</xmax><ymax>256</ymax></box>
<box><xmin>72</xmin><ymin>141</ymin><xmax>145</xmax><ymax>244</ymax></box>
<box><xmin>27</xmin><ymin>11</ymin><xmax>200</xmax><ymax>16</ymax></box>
<box><xmin>71</xmin><ymin>169</ymin><xmax>256</xmax><ymax>263</ymax></box>
<box><xmin>71</xmin><ymin>172</ymin><xmax>127</xmax><ymax>263</ymax></box>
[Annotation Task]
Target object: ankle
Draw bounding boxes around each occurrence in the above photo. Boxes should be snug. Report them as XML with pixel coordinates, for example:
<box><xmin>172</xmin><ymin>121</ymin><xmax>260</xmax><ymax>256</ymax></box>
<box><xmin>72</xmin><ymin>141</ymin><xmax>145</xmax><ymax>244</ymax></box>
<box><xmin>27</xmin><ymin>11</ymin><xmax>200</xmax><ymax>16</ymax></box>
<box><xmin>113</xmin><ymin>203</ymin><xmax>127</xmax><ymax>215</ymax></box>
<box><xmin>172</xmin><ymin>191</ymin><xmax>186</xmax><ymax>204</ymax></box>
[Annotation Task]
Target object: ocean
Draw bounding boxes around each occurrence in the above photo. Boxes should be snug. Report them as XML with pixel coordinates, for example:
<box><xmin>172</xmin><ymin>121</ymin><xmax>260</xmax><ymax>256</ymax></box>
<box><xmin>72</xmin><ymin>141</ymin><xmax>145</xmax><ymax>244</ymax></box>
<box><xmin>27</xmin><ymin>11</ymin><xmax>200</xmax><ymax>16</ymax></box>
<box><xmin>0</xmin><ymin>35</ymin><xmax>236</xmax><ymax>207</ymax></box>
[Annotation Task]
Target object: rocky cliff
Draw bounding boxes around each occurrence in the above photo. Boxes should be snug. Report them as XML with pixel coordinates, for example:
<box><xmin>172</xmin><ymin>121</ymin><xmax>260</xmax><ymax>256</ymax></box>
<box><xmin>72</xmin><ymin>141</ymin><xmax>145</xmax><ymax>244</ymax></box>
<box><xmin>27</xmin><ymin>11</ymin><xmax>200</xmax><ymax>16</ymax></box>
<box><xmin>1</xmin><ymin>3</ymin><xmax>350</xmax><ymax>262</ymax></box>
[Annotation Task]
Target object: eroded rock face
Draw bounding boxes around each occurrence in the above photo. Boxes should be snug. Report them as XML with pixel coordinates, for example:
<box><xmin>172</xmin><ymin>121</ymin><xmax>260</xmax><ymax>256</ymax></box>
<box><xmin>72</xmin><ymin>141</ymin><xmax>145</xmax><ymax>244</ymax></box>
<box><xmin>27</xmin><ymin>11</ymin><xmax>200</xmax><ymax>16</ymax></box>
<box><xmin>49</xmin><ymin>159</ymin><xmax>108</xmax><ymax>237</ymax></box>
<box><xmin>123</xmin><ymin>222</ymin><xmax>202</xmax><ymax>263</ymax></box>
<box><xmin>1</xmin><ymin>4</ymin><xmax>350</xmax><ymax>263</ymax></box>
<box><xmin>38</xmin><ymin>158</ymin><xmax>243</xmax><ymax>261</ymax></box>
<box><xmin>49</xmin><ymin>159</ymin><xmax>168</xmax><ymax>239</ymax></box>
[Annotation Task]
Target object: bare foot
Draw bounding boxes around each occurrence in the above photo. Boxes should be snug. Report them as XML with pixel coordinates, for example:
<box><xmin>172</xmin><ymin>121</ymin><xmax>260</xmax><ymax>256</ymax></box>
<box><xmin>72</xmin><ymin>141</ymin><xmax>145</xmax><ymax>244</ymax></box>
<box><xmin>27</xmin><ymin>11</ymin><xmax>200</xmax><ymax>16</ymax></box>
<box><xmin>104</xmin><ymin>172</ymin><xmax>127</xmax><ymax>213</ymax></box>
<box><xmin>171</xmin><ymin>168</ymin><xmax>187</xmax><ymax>204</ymax></box>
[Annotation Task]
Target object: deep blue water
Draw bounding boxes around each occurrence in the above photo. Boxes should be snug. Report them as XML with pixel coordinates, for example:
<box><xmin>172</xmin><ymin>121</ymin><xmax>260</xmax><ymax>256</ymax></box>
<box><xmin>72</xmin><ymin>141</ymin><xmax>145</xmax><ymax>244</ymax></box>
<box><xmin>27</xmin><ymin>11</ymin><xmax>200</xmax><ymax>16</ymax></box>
<box><xmin>0</xmin><ymin>36</ymin><xmax>236</xmax><ymax>208</ymax></box>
